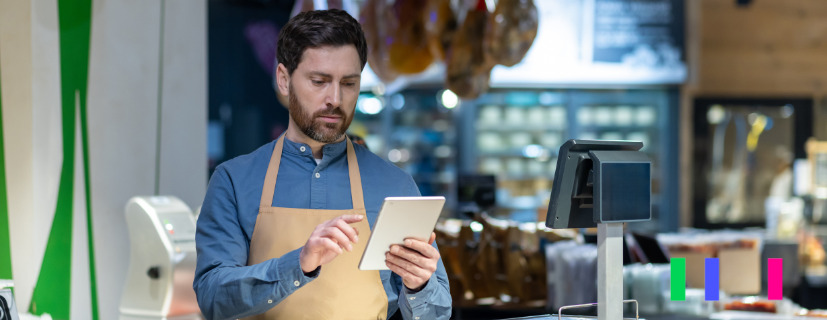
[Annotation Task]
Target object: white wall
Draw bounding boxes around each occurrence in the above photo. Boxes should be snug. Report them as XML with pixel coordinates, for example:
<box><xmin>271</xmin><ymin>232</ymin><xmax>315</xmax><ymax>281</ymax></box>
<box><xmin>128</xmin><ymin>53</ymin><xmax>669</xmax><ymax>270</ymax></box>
<box><xmin>0</xmin><ymin>0</ymin><xmax>38</xmax><ymax>315</ymax></box>
<box><xmin>0</xmin><ymin>0</ymin><xmax>207</xmax><ymax>319</ymax></box>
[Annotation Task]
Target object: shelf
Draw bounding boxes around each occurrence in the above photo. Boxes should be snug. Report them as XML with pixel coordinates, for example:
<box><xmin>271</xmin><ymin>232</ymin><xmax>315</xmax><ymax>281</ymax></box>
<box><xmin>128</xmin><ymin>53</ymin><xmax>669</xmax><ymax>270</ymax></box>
<box><xmin>476</xmin><ymin>124</ymin><xmax>567</xmax><ymax>132</ymax></box>
<box><xmin>509</xmin><ymin>172</ymin><xmax>555</xmax><ymax>179</ymax></box>
<box><xmin>478</xmin><ymin>151</ymin><xmax>552</xmax><ymax>158</ymax></box>
<box><xmin>575</xmin><ymin>124</ymin><xmax>658</xmax><ymax>131</ymax></box>
<box><xmin>502</xmin><ymin>174</ymin><xmax>556</xmax><ymax>181</ymax></box>
<box><xmin>478</xmin><ymin>150</ymin><xmax>560</xmax><ymax>158</ymax></box>
<box><xmin>474</xmin><ymin>173</ymin><xmax>556</xmax><ymax>181</ymax></box>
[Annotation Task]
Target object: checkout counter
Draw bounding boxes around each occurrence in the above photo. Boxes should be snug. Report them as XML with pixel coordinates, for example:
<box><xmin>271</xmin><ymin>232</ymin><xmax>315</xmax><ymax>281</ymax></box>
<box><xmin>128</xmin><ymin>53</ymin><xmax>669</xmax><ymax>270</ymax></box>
<box><xmin>120</xmin><ymin>196</ymin><xmax>202</xmax><ymax>320</ymax></box>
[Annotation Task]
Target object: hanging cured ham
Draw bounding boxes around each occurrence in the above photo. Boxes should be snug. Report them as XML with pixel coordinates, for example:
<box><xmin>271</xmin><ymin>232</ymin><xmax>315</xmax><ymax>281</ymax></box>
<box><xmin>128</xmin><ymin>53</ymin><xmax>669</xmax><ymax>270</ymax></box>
<box><xmin>485</xmin><ymin>0</ymin><xmax>539</xmax><ymax>67</ymax></box>
<box><xmin>386</xmin><ymin>0</ymin><xmax>436</xmax><ymax>75</ymax></box>
<box><xmin>445</xmin><ymin>1</ymin><xmax>493</xmax><ymax>99</ymax></box>
<box><xmin>360</xmin><ymin>0</ymin><xmax>399</xmax><ymax>82</ymax></box>
<box><xmin>424</xmin><ymin>0</ymin><xmax>458</xmax><ymax>61</ymax></box>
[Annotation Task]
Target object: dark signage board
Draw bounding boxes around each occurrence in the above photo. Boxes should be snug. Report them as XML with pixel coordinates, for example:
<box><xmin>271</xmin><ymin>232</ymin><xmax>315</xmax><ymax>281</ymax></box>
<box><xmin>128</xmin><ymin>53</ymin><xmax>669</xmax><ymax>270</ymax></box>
<box><xmin>593</xmin><ymin>0</ymin><xmax>685</xmax><ymax>66</ymax></box>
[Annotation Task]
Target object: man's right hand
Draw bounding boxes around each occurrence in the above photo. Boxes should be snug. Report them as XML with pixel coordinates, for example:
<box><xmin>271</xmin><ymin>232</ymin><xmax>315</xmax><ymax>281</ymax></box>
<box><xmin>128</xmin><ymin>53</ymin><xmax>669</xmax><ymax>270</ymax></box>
<box><xmin>299</xmin><ymin>214</ymin><xmax>363</xmax><ymax>273</ymax></box>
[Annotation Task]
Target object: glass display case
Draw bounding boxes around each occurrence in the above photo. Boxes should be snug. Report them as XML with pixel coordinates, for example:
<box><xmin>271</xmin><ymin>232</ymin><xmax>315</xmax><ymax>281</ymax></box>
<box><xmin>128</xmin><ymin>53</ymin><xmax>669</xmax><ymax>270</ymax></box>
<box><xmin>692</xmin><ymin>98</ymin><xmax>814</xmax><ymax>228</ymax></box>
<box><xmin>458</xmin><ymin>88</ymin><xmax>680</xmax><ymax>232</ymax></box>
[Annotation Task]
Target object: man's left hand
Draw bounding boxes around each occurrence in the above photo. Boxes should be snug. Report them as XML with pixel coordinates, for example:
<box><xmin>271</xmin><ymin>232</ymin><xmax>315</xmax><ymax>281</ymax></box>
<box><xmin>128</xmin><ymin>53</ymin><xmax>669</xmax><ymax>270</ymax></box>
<box><xmin>385</xmin><ymin>232</ymin><xmax>439</xmax><ymax>291</ymax></box>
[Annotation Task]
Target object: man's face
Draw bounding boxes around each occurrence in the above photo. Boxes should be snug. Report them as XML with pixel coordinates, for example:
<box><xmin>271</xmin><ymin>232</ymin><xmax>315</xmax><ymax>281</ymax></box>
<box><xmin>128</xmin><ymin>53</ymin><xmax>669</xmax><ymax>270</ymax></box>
<box><xmin>283</xmin><ymin>45</ymin><xmax>361</xmax><ymax>144</ymax></box>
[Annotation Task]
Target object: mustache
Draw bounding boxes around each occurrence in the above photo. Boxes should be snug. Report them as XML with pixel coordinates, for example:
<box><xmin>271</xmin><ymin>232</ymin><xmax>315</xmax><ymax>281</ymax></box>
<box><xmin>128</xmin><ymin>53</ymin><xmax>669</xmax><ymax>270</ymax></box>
<box><xmin>313</xmin><ymin>108</ymin><xmax>345</xmax><ymax>118</ymax></box>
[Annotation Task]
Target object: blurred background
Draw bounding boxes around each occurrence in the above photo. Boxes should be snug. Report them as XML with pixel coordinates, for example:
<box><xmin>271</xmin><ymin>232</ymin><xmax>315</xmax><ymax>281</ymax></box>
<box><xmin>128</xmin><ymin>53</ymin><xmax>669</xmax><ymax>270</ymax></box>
<box><xmin>2</xmin><ymin>0</ymin><xmax>827</xmax><ymax>319</ymax></box>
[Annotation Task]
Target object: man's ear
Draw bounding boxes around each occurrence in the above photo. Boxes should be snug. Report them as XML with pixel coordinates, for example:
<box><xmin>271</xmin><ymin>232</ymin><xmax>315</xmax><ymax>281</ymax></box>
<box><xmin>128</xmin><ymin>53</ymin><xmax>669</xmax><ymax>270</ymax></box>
<box><xmin>275</xmin><ymin>63</ymin><xmax>290</xmax><ymax>96</ymax></box>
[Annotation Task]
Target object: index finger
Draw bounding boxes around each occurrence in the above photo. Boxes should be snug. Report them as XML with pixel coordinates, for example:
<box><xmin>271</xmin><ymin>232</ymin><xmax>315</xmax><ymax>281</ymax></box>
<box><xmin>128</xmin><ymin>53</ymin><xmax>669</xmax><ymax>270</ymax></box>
<box><xmin>332</xmin><ymin>217</ymin><xmax>360</xmax><ymax>243</ymax></box>
<box><xmin>402</xmin><ymin>238</ymin><xmax>439</xmax><ymax>259</ymax></box>
<box><xmin>338</xmin><ymin>214</ymin><xmax>364</xmax><ymax>224</ymax></box>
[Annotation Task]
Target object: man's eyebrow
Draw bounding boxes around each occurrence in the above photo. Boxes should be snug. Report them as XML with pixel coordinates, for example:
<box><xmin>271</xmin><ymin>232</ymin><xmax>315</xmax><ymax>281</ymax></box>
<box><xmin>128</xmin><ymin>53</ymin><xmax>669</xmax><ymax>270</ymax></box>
<box><xmin>307</xmin><ymin>71</ymin><xmax>361</xmax><ymax>80</ymax></box>
<box><xmin>307</xmin><ymin>71</ymin><xmax>332</xmax><ymax>78</ymax></box>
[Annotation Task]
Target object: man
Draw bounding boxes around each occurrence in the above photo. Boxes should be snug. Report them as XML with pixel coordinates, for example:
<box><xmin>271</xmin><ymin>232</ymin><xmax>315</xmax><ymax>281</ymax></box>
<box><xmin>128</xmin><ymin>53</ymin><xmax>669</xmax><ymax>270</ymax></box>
<box><xmin>193</xmin><ymin>9</ymin><xmax>452</xmax><ymax>320</ymax></box>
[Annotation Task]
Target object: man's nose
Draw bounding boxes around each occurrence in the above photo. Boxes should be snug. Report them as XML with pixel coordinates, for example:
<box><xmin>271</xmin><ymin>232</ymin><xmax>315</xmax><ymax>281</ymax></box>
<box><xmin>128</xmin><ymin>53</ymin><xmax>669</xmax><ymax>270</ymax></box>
<box><xmin>326</xmin><ymin>83</ymin><xmax>342</xmax><ymax>108</ymax></box>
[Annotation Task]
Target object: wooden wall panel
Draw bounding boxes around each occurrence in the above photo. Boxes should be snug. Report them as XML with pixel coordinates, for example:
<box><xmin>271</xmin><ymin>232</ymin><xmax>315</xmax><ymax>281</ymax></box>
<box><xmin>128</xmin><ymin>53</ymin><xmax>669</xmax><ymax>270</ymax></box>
<box><xmin>694</xmin><ymin>0</ymin><xmax>827</xmax><ymax>95</ymax></box>
<box><xmin>681</xmin><ymin>0</ymin><xmax>827</xmax><ymax>227</ymax></box>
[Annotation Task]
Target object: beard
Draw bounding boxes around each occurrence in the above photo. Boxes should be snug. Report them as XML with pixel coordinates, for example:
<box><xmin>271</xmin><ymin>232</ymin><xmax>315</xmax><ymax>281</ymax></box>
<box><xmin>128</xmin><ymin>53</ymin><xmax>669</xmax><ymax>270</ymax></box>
<box><xmin>287</xmin><ymin>86</ymin><xmax>353</xmax><ymax>144</ymax></box>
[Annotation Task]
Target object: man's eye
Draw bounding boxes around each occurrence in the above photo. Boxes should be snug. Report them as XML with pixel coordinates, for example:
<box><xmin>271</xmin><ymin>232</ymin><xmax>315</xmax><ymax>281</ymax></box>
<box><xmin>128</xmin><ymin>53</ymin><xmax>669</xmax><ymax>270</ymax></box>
<box><xmin>312</xmin><ymin>80</ymin><xmax>324</xmax><ymax>85</ymax></box>
<box><xmin>343</xmin><ymin>82</ymin><xmax>356</xmax><ymax>87</ymax></box>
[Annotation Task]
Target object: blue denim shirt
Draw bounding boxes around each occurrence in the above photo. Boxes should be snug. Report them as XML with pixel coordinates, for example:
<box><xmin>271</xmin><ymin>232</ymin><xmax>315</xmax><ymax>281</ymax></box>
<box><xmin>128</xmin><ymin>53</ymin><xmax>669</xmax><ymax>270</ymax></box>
<box><xmin>193</xmin><ymin>137</ymin><xmax>452</xmax><ymax>320</ymax></box>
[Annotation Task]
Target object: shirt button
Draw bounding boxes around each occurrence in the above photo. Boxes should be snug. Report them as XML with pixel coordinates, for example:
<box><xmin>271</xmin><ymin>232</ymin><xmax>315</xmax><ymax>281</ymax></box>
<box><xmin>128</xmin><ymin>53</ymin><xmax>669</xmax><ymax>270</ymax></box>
<box><xmin>267</xmin><ymin>299</ymin><xmax>273</xmax><ymax>304</ymax></box>
<box><xmin>315</xmin><ymin>172</ymin><xmax>321</xmax><ymax>178</ymax></box>
<box><xmin>300</xmin><ymin>146</ymin><xmax>306</xmax><ymax>152</ymax></box>
<box><xmin>415</xmin><ymin>317</ymin><xmax>420</xmax><ymax>320</ymax></box>
<box><xmin>294</xmin><ymin>280</ymin><xmax>301</xmax><ymax>287</ymax></box>
<box><xmin>409</xmin><ymin>297</ymin><xmax>416</xmax><ymax>300</ymax></box>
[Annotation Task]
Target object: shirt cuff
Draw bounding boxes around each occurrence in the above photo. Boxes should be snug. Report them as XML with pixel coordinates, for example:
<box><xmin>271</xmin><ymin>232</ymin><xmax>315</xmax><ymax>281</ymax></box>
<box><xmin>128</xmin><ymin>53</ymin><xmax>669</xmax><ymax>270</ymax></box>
<box><xmin>304</xmin><ymin>265</ymin><xmax>321</xmax><ymax>277</ymax></box>
<box><xmin>401</xmin><ymin>276</ymin><xmax>436</xmax><ymax>309</ymax></box>
<box><xmin>275</xmin><ymin>248</ymin><xmax>318</xmax><ymax>294</ymax></box>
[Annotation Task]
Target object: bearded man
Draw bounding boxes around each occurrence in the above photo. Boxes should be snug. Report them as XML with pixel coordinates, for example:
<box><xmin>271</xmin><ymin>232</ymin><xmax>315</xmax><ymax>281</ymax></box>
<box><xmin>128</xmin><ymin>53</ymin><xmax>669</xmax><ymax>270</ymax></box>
<box><xmin>192</xmin><ymin>9</ymin><xmax>452</xmax><ymax>320</ymax></box>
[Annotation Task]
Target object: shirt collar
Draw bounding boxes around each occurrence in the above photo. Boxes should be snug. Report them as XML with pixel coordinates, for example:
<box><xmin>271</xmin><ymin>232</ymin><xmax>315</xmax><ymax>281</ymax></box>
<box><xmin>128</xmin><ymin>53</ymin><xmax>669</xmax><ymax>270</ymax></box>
<box><xmin>281</xmin><ymin>136</ymin><xmax>348</xmax><ymax>161</ymax></box>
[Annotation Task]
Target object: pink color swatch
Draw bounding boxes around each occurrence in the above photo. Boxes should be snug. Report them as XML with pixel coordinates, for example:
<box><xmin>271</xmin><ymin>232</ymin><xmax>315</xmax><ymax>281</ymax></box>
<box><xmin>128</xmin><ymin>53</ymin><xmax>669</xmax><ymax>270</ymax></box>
<box><xmin>768</xmin><ymin>258</ymin><xmax>783</xmax><ymax>300</ymax></box>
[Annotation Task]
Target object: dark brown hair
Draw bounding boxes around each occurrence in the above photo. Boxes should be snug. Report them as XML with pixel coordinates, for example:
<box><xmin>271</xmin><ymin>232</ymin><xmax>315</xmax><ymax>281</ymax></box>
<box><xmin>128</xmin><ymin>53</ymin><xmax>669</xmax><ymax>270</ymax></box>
<box><xmin>277</xmin><ymin>9</ymin><xmax>368</xmax><ymax>75</ymax></box>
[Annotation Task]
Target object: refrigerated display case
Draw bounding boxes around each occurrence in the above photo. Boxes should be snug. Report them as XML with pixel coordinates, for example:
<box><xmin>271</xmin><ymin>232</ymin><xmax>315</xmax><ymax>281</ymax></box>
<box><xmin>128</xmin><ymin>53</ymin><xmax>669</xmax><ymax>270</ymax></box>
<box><xmin>458</xmin><ymin>88</ymin><xmax>680</xmax><ymax>232</ymax></box>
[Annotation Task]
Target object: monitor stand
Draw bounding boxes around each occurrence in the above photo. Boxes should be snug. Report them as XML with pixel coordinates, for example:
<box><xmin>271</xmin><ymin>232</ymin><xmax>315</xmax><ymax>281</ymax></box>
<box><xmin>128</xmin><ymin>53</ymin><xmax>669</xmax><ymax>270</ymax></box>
<box><xmin>503</xmin><ymin>226</ymin><xmax>638</xmax><ymax>320</ymax></box>
<box><xmin>598</xmin><ymin>222</ymin><xmax>624</xmax><ymax>320</ymax></box>
<box><xmin>554</xmin><ymin>223</ymin><xmax>632</xmax><ymax>320</ymax></box>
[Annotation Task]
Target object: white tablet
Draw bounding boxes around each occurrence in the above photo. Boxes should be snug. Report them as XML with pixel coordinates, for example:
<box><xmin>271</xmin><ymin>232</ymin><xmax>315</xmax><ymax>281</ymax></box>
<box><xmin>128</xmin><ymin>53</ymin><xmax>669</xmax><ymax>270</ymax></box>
<box><xmin>358</xmin><ymin>196</ymin><xmax>446</xmax><ymax>270</ymax></box>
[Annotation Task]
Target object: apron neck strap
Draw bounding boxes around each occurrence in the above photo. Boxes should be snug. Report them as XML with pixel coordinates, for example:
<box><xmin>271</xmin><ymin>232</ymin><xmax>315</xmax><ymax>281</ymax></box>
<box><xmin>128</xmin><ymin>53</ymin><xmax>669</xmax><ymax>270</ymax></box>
<box><xmin>260</xmin><ymin>135</ymin><xmax>365</xmax><ymax>210</ymax></box>
<box><xmin>345</xmin><ymin>137</ymin><xmax>365</xmax><ymax>210</ymax></box>
<box><xmin>259</xmin><ymin>136</ymin><xmax>285</xmax><ymax>208</ymax></box>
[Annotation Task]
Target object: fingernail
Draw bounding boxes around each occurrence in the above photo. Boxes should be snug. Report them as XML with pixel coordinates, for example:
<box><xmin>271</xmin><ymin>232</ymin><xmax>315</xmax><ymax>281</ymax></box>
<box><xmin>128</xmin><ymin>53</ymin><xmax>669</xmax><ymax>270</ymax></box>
<box><xmin>405</xmin><ymin>240</ymin><xmax>412</xmax><ymax>246</ymax></box>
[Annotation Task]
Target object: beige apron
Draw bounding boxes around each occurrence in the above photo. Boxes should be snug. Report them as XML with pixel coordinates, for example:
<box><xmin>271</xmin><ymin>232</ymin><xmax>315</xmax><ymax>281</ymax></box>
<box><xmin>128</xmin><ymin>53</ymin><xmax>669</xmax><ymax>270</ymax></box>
<box><xmin>243</xmin><ymin>136</ymin><xmax>388</xmax><ymax>320</ymax></box>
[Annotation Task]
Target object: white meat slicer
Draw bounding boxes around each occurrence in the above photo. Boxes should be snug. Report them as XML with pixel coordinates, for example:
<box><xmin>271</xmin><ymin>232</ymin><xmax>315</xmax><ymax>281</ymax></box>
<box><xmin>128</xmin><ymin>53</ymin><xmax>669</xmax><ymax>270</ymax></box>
<box><xmin>120</xmin><ymin>196</ymin><xmax>202</xmax><ymax>320</ymax></box>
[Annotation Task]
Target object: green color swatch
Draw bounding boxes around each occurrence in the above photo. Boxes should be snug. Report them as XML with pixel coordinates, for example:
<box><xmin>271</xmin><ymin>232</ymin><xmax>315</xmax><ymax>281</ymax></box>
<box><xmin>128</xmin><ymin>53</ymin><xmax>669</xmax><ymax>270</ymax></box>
<box><xmin>671</xmin><ymin>257</ymin><xmax>686</xmax><ymax>301</ymax></box>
